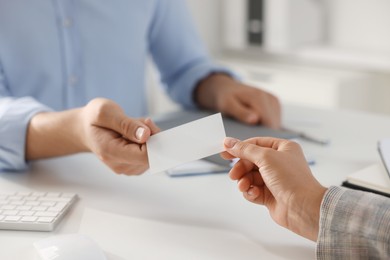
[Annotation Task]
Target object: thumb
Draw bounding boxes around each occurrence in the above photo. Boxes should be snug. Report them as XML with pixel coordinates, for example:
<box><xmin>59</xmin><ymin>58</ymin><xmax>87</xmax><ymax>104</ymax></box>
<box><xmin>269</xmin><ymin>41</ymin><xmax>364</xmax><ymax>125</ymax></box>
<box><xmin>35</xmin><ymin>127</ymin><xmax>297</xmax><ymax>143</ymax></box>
<box><xmin>104</xmin><ymin>107</ymin><xmax>152</xmax><ymax>143</ymax></box>
<box><xmin>86</xmin><ymin>99</ymin><xmax>152</xmax><ymax>143</ymax></box>
<box><xmin>224</xmin><ymin>137</ymin><xmax>264</xmax><ymax>166</ymax></box>
<box><xmin>115</xmin><ymin>117</ymin><xmax>151</xmax><ymax>143</ymax></box>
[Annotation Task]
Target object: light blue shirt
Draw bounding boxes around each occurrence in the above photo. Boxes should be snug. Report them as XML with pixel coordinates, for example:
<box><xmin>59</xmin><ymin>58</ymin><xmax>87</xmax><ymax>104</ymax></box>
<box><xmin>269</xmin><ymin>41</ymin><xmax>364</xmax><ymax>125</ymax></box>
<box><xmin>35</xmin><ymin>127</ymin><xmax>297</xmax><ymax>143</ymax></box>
<box><xmin>0</xmin><ymin>0</ymin><xmax>231</xmax><ymax>171</ymax></box>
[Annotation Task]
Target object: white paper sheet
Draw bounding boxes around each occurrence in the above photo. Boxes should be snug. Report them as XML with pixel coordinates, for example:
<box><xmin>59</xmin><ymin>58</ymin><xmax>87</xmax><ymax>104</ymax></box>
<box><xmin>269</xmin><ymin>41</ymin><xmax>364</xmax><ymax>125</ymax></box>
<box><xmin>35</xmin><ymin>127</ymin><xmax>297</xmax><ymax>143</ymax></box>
<box><xmin>147</xmin><ymin>113</ymin><xmax>226</xmax><ymax>174</ymax></box>
<box><xmin>79</xmin><ymin>208</ymin><xmax>282</xmax><ymax>260</ymax></box>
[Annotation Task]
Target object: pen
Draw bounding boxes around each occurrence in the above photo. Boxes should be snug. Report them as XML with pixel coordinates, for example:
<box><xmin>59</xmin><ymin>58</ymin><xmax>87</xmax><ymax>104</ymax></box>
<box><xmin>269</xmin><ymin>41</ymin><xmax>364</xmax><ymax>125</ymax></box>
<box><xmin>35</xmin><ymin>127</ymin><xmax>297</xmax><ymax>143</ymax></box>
<box><xmin>282</xmin><ymin>127</ymin><xmax>330</xmax><ymax>146</ymax></box>
<box><xmin>167</xmin><ymin>170</ymin><xmax>228</xmax><ymax>178</ymax></box>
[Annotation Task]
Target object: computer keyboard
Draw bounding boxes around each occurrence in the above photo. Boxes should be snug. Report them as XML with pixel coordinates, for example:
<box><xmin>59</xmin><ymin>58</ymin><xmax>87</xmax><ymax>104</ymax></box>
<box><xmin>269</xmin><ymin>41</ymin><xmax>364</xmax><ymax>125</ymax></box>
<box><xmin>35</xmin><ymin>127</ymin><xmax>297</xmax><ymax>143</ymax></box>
<box><xmin>0</xmin><ymin>191</ymin><xmax>77</xmax><ymax>231</ymax></box>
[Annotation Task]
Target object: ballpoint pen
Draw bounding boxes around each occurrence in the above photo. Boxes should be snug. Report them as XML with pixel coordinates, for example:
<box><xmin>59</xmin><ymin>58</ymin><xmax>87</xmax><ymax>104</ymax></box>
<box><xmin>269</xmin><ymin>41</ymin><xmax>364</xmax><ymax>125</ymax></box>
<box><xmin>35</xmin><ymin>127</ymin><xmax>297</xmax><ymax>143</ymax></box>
<box><xmin>282</xmin><ymin>127</ymin><xmax>330</xmax><ymax>146</ymax></box>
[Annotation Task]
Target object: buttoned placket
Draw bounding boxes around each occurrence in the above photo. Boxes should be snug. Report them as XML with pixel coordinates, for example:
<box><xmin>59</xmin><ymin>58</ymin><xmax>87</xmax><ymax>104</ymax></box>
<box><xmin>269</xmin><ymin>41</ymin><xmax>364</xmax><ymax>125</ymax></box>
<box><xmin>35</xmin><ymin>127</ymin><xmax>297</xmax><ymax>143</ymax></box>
<box><xmin>53</xmin><ymin>0</ymin><xmax>82</xmax><ymax>107</ymax></box>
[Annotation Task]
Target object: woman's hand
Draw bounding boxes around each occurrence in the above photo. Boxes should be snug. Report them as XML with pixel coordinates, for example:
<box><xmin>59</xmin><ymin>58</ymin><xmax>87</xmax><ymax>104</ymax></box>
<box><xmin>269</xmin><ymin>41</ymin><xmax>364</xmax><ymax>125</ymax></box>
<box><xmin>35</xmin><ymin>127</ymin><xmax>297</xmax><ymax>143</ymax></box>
<box><xmin>222</xmin><ymin>137</ymin><xmax>327</xmax><ymax>241</ymax></box>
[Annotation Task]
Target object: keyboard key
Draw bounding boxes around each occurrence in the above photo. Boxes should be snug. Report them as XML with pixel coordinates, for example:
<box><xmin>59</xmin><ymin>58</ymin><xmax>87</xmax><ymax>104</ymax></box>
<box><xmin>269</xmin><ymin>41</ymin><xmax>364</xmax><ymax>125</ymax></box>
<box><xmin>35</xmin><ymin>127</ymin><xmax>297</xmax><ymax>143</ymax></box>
<box><xmin>39</xmin><ymin>197</ymin><xmax>72</xmax><ymax>202</ymax></box>
<box><xmin>16</xmin><ymin>206</ymin><xmax>32</xmax><ymax>211</ymax></box>
<box><xmin>35</xmin><ymin>211</ymin><xmax>58</xmax><ymax>217</ymax></box>
<box><xmin>25</xmin><ymin>197</ymin><xmax>38</xmax><ymax>201</ymax></box>
<box><xmin>10</xmin><ymin>201</ymin><xmax>24</xmax><ymax>206</ymax></box>
<box><xmin>25</xmin><ymin>201</ymin><xmax>40</xmax><ymax>206</ymax></box>
<box><xmin>0</xmin><ymin>192</ymin><xmax>15</xmax><ymax>196</ymax></box>
<box><xmin>1</xmin><ymin>205</ymin><xmax>16</xmax><ymax>210</ymax></box>
<box><xmin>4</xmin><ymin>216</ymin><xmax>21</xmax><ymax>222</ymax></box>
<box><xmin>3</xmin><ymin>210</ymin><xmax>18</xmax><ymax>216</ymax></box>
<box><xmin>32</xmin><ymin>192</ymin><xmax>46</xmax><ymax>197</ymax></box>
<box><xmin>17</xmin><ymin>192</ymin><xmax>31</xmax><ymax>196</ymax></box>
<box><xmin>48</xmin><ymin>203</ymin><xmax>67</xmax><ymax>212</ymax></box>
<box><xmin>21</xmin><ymin>216</ymin><xmax>38</xmax><ymax>222</ymax></box>
<box><xmin>37</xmin><ymin>217</ymin><xmax>55</xmax><ymax>223</ymax></box>
<box><xmin>32</xmin><ymin>206</ymin><xmax>47</xmax><ymax>211</ymax></box>
<box><xmin>46</xmin><ymin>192</ymin><xmax>61</xmax><ymax>197</ymax></box>
<box><xmin>41</xmin><ymin>202</ymin><xmax>56</xmax><ymax>207</ymax></box>
<box><xmin>19</xmin><ymin>211</ymin><xmax>34</xmax><ymax>216</ymax></box>
<box><xmin>8</xmin><ymin>196</ymin><xmax>23</xmax><ymax>201</ymax></box>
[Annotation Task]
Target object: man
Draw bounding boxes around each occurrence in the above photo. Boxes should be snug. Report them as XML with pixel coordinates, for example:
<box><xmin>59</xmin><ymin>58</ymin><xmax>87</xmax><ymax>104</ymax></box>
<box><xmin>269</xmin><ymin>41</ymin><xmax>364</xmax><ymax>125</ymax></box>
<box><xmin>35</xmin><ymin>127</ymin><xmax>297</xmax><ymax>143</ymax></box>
<box><xmin>0</xmin><ymin>0</ymin><xmax>280</xmax><ymax>174</ymax></box>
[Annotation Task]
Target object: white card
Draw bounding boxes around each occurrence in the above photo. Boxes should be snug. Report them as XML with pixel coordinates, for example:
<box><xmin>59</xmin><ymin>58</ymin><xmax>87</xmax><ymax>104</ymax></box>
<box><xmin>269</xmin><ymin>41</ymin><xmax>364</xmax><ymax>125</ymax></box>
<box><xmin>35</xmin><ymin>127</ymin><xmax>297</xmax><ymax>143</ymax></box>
<box><xmin>147</xmin><ymin>113</ymin><xmax>226</xmax><ymax>174</ymax></box>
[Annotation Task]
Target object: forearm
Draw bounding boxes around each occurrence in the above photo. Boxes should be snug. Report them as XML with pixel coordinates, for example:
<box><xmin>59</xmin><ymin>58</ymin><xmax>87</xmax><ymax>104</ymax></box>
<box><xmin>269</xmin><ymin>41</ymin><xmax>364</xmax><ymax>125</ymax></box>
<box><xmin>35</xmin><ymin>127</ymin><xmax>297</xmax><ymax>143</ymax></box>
<box><xmin>26</xmin><ymin>108</ymin><xmax>88</xmax><ymax>160</ymax></box>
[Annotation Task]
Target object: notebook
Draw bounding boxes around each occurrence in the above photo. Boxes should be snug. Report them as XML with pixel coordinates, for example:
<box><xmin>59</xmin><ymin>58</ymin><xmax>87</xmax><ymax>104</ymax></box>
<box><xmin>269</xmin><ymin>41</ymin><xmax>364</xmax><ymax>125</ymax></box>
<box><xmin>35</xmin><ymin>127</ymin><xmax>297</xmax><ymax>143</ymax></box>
<box><xmin>342</xmin><ymin>163</ymin><xmax>390</xmax><ymax>197</ymax></box>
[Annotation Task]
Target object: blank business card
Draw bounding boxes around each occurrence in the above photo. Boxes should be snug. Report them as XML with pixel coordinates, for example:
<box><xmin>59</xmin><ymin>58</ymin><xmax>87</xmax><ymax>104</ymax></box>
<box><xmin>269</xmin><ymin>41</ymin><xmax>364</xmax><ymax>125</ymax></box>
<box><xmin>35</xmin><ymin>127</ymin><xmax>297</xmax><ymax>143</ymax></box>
<box><xmin>147</xmin><ymin>113</ymin><xmax>226</xmax><ymax>174</ymax></box>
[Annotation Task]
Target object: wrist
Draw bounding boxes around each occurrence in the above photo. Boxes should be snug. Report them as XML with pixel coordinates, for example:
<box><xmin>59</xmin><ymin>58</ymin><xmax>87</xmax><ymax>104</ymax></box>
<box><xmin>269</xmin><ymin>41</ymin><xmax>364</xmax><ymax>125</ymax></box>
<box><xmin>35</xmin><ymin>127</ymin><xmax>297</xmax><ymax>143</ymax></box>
<box><xmin>288</xmin><ymin>186</ymin><xmax>328</xmax><ymax>241</ymax></box>
<box><xmin>194</xmin><ymin>73</ymin><xmax>236</xmax><ymax>110</ymax></box>
<box><xmin>72</xmin><ymin>108</ymin><xmax>90</xmax><ymax>152</ymax></box>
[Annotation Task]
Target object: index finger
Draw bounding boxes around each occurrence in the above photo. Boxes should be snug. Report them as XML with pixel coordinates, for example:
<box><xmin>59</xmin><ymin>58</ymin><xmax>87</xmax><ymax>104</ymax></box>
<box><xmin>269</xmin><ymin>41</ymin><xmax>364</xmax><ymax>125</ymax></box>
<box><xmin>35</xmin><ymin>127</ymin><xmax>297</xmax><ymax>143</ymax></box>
<box><xmin>102</xmin><ymin>136</ymin><xmax>149</xmax><ymax>165</ymax></box>
<box><xmin>244</xmin><ymin>137</ymin><xmax>290</xmax><ymax>151</ymax></box>
<box><xmin>223</xmin><ymin>137</ymin><xmax>289</xmax><ymax>167</ymax></box>
<box><xmin>223</xmin><ymin>138</ymin><xmax>266</xmax><ymax>167</ymax></box>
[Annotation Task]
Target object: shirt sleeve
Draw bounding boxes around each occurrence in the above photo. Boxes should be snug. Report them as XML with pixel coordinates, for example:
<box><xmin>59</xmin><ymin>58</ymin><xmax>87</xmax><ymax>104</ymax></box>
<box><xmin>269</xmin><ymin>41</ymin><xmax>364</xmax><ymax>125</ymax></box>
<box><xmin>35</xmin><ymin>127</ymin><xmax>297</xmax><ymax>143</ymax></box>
<box><xmin>147</xmin><ymin>0</ymin><xmax>237</xmax><ymax>109</ymax></box>
<box><xmin>317</xmin><ymin>186</ymin><xmax>390</xmax><ymax>259</ymax></box>
<box><xmin>0</xmin><ymin>64</ymin><xmax>52</xmax><ymax>172</ymax></box>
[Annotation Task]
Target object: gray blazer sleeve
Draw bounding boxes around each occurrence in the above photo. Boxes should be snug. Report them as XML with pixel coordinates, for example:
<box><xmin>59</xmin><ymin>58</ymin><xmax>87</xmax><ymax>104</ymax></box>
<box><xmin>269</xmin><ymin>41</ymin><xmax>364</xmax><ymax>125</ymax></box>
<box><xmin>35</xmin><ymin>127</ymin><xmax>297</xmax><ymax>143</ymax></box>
<box><xmin>317</xmin><ymin>186</ymin><xmax>390</xmax><ymax>259</ymax></box>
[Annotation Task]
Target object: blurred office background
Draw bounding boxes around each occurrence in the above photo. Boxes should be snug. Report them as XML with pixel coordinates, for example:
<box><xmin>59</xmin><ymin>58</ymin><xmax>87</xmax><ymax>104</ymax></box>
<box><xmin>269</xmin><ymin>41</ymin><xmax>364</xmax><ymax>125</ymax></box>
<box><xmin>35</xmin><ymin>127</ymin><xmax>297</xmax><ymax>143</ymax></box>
<box><xmin>148</xmin><ymin>0</ymin><xmax>390</xmax><ymax>116</ymax></box>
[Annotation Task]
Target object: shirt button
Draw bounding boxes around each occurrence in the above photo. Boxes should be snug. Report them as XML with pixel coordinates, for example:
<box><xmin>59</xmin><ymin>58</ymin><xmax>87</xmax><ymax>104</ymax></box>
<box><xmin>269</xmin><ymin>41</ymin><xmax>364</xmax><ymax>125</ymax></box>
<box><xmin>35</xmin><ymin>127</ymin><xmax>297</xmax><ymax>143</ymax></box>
<box><xmin>68</xmin><ymin>76</ymin><xmax>78</xmax><ymax>86</ymax></box>
<box><xmin>63</xmin><ymin>19</ymin><xmax>73</xmax><ymax>28</ymax></box>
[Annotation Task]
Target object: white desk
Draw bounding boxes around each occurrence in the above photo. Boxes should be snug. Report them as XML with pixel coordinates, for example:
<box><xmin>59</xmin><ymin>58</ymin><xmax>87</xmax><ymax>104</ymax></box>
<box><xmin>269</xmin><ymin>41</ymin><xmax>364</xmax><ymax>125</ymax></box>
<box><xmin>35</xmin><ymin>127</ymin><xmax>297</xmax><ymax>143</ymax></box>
<box><xmin>1</xmin><ymin>104</ymin><xmax>390</xmax><ymax>259</ymax></box>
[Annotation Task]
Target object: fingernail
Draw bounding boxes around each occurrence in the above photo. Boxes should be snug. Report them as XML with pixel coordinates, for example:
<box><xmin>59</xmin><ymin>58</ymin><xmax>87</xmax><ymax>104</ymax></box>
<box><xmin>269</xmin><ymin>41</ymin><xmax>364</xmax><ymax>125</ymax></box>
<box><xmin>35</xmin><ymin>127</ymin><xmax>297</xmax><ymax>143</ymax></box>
<box><xmin>247</xmin><ymin>188</ymin><xmax>254</xmax><ymax>196</ymax></box>
<box><xmin>224</xmin><ymin>137</ymin><xmax>239</xmax><ymax>148</ymax></box>
<box><xmin>136</xmin><ymin>127</ymin><xmax>145</xmax><ymax>140</ymax></box>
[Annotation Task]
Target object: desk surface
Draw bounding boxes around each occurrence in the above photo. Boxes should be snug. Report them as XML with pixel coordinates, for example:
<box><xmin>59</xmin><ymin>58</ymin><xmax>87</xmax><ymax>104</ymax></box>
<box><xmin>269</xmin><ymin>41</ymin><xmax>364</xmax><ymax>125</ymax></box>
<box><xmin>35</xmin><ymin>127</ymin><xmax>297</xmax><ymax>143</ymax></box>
<box><xmin>1</xmin><ymin>104</ymin><xmax>390</xmax><ymax>260</ymax></box>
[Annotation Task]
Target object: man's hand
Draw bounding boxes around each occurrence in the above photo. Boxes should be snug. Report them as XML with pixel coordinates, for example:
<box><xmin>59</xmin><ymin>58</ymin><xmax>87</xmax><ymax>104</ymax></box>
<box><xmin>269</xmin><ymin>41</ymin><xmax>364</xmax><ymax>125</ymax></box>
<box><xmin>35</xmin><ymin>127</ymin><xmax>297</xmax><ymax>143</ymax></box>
<box><xmin>221</xmin><ymin>137</ymin><xmax>327</xmax><ymax>241</ymax></box>
<box><xmin>195</xmin><ymin>74</ymin><xmax>281</xmax><ymax>129</ymax></box>
<box><xmin>26</xmin><ymin>98</ymin><xmax>160</xmax><ymax>176</ymax></box>
<box><xmin>81</xmin><ymin>98</ymin><xmax>160</xmax><ymax>175</ymax></box>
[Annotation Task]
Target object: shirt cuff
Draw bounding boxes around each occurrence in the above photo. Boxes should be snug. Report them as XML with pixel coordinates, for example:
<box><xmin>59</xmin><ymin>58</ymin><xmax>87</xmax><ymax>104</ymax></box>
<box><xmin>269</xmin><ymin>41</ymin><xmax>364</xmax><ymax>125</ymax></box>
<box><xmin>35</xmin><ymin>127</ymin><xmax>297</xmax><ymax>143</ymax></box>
<box><xmin>167</xmin><ymin>61</ymin><xmax>239</xmax><ymax>109</ymax></box>
<box><xmin>0</xmin><ymin>97</ymin><xmax>52</xmax><ymax>171</ymax></box>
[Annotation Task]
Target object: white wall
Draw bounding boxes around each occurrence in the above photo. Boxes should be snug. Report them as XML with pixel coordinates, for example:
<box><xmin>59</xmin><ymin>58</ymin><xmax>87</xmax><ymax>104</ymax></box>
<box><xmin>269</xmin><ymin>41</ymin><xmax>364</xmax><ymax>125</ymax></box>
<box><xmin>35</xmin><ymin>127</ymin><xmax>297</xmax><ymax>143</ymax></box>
<box><xmin>327</xmin><ymin>0</ymin><xmax>390</xmax><ymax>53</ymax></box>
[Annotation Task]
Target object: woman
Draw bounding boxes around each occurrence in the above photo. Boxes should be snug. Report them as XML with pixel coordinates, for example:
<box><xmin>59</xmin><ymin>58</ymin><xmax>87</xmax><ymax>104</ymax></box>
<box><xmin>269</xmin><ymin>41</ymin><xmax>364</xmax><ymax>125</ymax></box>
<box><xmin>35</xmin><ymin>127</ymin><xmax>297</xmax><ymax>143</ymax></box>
<box><xmin>223</xmin><ymin>137</ymin><xmax>390</xmax><ymax>259</ymax></box>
